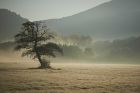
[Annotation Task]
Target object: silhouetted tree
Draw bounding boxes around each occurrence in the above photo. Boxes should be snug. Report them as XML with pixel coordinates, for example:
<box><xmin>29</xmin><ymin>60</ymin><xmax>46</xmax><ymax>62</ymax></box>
<box><xmin>14</xmin><ymin>21</ymin><xmax>63</xmax><ymax>68</ymax></box>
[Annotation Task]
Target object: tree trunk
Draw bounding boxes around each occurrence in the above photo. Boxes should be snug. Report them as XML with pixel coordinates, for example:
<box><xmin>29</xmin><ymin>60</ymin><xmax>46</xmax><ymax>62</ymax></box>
<box><xmin>35</xmin><ymin>46</ymin><xmax>51</xmax><ymax>69</ymax></box>
<box><xmin>33</xmin><ymin>28</ymin><xmax>51</xmax><ymax>69</ymax></box>
<box><xmin>36</xmin><ymin>50</ymin><xmax>51</xmax><ymax>69</ymax></box>
<box><xmin>40</xmin><ymin>59</ymin><xmax>51</xmax><ymax>69</ymax></box>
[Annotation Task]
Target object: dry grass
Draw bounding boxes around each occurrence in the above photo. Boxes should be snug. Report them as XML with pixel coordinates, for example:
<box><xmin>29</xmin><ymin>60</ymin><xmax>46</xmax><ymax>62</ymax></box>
<box><xmin>0</xmin><ymin>61</ymin><xmax>140</xmax><ymax>93</ymax></box>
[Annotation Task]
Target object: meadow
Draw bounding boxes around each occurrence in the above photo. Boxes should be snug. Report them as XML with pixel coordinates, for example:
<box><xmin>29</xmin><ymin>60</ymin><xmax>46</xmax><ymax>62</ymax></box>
<box><xmin>0</xmin><ymin>60</ymin><xmax>140</xmax><ymax>93</ymax></box>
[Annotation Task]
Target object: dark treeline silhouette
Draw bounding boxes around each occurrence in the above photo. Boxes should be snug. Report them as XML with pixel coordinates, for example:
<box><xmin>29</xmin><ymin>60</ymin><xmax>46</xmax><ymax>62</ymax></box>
<box><xmin>92</xmin><ymin>36</ymin><xmax>140</xmax><ymax>63</ymax></box>
<box><xmin>61</xmin><ymin>36</ymin><xmax>140</xmax><ymax>63</ymax></box>
<box><xmin>0</xmin><ymin>35</ymin><xmax>140</xmax><ymax>63</ymax></box>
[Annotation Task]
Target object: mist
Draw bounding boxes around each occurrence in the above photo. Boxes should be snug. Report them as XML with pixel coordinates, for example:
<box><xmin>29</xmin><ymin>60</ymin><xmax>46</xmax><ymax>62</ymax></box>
<box><xmin>0</xmin><ymin>35</ymin><xmax>140</xmax><ymax>64</ymax></box>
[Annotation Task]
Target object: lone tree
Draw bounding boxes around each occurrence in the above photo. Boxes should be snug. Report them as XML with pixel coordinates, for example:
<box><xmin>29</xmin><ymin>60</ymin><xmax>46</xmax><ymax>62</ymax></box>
<box><xmin>14</xmin><ymin>21</ymin><xmax>63</xmax><ymax>69</ymax></box>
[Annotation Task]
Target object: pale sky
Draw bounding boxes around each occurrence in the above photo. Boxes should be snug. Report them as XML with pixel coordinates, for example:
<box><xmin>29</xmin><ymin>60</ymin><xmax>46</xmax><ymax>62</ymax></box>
<box><xmin>0</xmin><ymin>0</ymin><xmax>111</xmax><ymax>21</ymax></box>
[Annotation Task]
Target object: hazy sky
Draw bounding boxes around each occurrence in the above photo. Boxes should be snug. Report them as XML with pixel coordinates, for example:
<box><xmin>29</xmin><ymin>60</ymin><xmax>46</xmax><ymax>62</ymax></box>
<box><xmin>0</xmin><ymin>0</ymin><xmax>111</xmax><ymax>21</ymax></box>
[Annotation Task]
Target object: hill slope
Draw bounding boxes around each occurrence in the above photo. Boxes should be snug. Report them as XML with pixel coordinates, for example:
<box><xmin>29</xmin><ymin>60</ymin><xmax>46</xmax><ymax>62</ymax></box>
<box><xmin>44</xmin><ymin>0</ymin><xmax>140</xmax><ymax>40</ymax></box>
<box><xmin>0</xmin><ymin>9</ymin><xmax>28</xmax><ymax>42</ymax></box>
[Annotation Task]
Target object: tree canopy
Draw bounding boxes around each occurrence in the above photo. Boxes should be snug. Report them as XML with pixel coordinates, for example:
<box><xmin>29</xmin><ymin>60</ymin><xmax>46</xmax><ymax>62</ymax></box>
<box><xmin>15</xmin><ymin>21</ymin><xmax>63</xmax><ymax>68</ymax></box>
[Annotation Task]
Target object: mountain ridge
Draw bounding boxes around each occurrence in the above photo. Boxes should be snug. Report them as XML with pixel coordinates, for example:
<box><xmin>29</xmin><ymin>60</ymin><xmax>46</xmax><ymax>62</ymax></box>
<box><xmin>0</xmin><ymin>9</ymin><xmax>28</xmax><ymax>42</ymax></box>
<box><xmin>43</xmin><ymin>0</ymin><xmax>140</xmax><ymax>40</ymax></box>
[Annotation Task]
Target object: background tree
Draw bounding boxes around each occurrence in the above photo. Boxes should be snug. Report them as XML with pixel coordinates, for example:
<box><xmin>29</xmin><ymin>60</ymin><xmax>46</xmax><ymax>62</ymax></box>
<box><xmin>14</xmin><ymin>21</ymin><xmax>63</xmax><ymax>69</ymax></box>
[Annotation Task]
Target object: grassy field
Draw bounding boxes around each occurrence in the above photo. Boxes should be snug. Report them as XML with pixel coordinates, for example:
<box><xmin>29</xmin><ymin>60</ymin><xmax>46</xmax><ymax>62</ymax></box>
<box><xmin>0</xmin><ymin>61</ymin><xmax>140</xmax><ymax>93</ymax></box>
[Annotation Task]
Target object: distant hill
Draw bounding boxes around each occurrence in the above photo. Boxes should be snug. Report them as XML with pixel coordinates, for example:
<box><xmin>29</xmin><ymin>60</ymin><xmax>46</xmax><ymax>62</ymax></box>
<box><xmin>0</xmin><ymin>9</ymin><xmax>28</xmax><ymax>42</ymax></box>
<box><xmin>43</xmin><ymin>0</ymin><xmax>140</xmax><ymax>40</ymax></box>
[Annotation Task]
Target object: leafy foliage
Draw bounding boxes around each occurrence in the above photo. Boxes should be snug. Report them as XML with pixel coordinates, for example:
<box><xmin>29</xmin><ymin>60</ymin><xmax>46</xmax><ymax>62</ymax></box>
<box><xmin>14</xmin><ymin>21</ymin><xmax>62</xmax><ymax>68</ymax></box>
